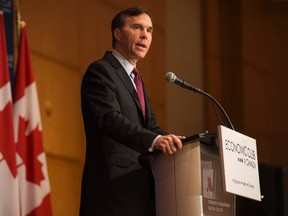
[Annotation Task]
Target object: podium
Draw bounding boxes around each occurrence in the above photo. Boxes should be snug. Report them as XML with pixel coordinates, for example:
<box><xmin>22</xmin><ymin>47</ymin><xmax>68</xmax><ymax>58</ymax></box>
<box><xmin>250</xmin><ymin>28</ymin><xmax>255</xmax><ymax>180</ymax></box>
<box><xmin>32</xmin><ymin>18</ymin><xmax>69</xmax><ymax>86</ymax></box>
<box><xmin>151</xmin><ymin>133</ymin><xmax>236</xmax><ymax>216</ymax></box>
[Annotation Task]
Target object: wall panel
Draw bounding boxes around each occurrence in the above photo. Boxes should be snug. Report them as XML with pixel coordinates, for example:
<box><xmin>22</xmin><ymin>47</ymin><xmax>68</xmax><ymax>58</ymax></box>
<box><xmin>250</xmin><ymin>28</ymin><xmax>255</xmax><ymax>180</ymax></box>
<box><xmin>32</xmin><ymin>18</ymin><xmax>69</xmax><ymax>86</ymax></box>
<box><xmin>47</xmin><ymin>155</ymin><xmax>83</xmax><ymax>216</ymax></box>
<box><xmin>32</xmin><ymin>55</ymin><xmax>84</xmax><ymax>160</ymax></box>
<box><xmin>241</xmin><ymin>0</ymin><xmax>288</xmax><ymax>167</ymax></box>
<box><xmin>202</xmin><ymin>0</ymin><xmax>288</xmax><ymax>170</ymax></box>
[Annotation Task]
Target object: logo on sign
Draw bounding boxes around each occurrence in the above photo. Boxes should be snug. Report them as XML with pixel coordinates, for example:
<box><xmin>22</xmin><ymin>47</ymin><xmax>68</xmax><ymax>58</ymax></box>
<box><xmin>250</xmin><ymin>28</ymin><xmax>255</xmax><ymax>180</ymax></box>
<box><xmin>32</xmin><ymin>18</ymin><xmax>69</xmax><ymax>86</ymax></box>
<box><xmin>225</xmin><ymin>139</ymin><xmax>257</xmax><ymax>169</ymax></box>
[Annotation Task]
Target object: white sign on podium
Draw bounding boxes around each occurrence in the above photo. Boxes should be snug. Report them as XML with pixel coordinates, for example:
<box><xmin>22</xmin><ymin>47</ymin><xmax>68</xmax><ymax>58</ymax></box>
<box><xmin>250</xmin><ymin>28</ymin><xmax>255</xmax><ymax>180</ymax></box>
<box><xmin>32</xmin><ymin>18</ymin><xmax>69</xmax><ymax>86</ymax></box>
<box><xmin>217</xmin><ymin>125</ymin><xmax>262</xmax><ymax>201</ymax></box>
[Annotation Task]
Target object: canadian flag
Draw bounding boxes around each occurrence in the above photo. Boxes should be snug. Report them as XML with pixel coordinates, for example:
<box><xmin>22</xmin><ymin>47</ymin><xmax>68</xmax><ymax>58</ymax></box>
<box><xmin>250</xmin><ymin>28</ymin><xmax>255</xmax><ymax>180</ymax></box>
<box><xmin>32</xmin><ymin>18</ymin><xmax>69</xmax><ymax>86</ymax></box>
<box><xmin>13</xmin><ymin>22</ymin><xmax>53</xmax><ymax>216</ymax></box>
<box><xmin>0</xmin><ymin>11</ymin><xmax>21</xmax><ymax>216</ymax></box>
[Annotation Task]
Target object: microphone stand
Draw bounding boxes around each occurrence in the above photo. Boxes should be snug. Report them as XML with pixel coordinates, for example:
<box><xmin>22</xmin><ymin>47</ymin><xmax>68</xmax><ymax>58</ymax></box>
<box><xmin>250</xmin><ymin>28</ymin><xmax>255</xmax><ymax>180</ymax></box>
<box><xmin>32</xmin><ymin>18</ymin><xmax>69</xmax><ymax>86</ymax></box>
<box><xmin>178</xmin><ymin>79</ymin><xmax>235</xmax><ymax>131</ymax></box>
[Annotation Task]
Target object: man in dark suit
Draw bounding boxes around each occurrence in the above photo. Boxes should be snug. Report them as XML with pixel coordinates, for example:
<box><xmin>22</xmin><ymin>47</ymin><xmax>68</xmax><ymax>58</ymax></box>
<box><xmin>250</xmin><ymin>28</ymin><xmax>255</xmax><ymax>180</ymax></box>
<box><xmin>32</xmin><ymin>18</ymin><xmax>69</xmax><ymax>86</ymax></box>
<box><xmin>80</xmin><ymin>7</ymin><xmax>184</xmax><ymax>216</ymax></box>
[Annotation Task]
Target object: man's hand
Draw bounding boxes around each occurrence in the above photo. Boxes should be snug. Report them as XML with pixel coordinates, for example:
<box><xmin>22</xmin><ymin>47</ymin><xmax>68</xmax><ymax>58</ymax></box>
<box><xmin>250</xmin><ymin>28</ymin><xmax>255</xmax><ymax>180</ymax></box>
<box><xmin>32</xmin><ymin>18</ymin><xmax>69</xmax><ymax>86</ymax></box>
<box><xmin>153</xmin><ymin>134</ymin><xmax>185</xmax><ymax>155</ymax></box>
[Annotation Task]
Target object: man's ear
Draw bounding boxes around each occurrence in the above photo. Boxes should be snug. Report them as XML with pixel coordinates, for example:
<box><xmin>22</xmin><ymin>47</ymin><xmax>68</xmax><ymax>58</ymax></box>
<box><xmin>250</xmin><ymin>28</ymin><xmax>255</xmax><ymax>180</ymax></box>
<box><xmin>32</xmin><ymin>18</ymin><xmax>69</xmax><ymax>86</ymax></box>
<box><xmin>114</xmin><ymin>28</ymin><xmax>121</xmax><ymax>41</ymax></box>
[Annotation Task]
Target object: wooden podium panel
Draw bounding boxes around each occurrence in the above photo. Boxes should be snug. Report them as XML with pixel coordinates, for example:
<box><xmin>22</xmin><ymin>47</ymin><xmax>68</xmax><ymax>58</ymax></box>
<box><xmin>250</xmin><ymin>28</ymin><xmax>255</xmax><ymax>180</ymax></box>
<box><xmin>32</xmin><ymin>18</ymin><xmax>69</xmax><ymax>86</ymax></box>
<box><xmin>152</xmin><ymin>134</ymin><xmax>235</xmax><ymax>216</ymax></box>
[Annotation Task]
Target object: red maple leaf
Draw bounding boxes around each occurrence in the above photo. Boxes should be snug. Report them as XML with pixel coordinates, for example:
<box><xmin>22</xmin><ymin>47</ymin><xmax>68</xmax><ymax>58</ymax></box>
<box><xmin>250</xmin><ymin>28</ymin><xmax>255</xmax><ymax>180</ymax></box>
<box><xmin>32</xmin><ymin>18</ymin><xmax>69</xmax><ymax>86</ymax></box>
<box><xmin>16</xmin><ymin>116</ymin><xmax>45</xmax><ymax>185</ymax></box>
<box><xmin>0</xmin><ymin>103</ymin><xmax>17</xmax><ymax>178</ymax></box>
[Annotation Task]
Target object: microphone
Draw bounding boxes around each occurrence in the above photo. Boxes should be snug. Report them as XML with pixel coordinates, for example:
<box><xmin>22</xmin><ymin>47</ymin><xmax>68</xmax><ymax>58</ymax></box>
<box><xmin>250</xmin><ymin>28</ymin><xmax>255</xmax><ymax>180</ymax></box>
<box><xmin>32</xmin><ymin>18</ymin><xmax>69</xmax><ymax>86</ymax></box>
<box><xmin>165</xmin><ymin>72</ymin><xmax>204</xmax><ymax>94</ymax></box>
<box><xmin>165</xmin><ymin>72</ymin><xmax>235</xmax><ymax>130</ymax></box>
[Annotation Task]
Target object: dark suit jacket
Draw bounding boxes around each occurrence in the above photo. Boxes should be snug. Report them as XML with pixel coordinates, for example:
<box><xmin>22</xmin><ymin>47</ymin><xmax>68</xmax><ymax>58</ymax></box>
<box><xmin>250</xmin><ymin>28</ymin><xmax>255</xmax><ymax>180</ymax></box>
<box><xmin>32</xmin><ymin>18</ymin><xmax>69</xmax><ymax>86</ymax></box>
<box><xmin>80</xmin><ymin>51</ymin><xmax>166</xmax><ymax>216</ymax></box>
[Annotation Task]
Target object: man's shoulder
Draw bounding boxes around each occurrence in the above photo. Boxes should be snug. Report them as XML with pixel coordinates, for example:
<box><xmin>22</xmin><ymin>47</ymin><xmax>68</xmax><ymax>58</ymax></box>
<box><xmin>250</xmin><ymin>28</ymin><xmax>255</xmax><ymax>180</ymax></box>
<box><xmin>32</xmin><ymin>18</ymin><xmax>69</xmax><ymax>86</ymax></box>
<box><xmin>82</xmin><ymin>52</ymin><xmax>123</xmax><ymax>82</ymax></box>
<box><xmin>88</xmin><ymin>51</ymin><xmax>119</xmax><ymax>69</ymax></box>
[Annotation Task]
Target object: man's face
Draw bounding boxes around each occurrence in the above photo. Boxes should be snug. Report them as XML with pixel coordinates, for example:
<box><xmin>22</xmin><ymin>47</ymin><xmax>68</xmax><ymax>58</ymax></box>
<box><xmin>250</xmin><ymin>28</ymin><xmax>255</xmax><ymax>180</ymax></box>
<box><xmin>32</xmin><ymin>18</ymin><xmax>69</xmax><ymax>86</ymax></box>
<box><xmin>114</xmin><ymin>13</ymin><xmax>153</xmax><ymax>65</ymax></box>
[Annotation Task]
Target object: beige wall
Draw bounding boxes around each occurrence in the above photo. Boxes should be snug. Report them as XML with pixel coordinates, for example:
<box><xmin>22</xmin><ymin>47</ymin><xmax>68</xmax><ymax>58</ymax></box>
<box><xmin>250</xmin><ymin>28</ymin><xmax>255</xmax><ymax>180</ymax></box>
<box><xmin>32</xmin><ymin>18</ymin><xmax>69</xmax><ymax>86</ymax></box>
<box><xmin>202</xmin><ymin>0</ymin><xmax>288</xmax><ymax>169</ymax></box>
<box><xmin>242</xmin><ymin>0</ymin><xmax>288</xmax><ymax>167</ymax></box>
<box><xmin>20</xmin><ymin>0</ymin><xmax>166</xmax><ymax>215</ymax></box>
<box><xmin>166</xmin><ymin>0</ymin><xmax>204</xmax><ymax>135</ymax></box>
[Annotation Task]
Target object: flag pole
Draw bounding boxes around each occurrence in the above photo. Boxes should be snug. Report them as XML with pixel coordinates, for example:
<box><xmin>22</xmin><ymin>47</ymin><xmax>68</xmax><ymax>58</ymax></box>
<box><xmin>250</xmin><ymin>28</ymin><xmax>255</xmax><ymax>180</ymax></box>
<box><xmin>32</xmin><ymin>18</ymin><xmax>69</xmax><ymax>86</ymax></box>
<box><xmin>14</xmin><ymin>0</ymin><xmax>22</xmax><ymax>44</ymax></box>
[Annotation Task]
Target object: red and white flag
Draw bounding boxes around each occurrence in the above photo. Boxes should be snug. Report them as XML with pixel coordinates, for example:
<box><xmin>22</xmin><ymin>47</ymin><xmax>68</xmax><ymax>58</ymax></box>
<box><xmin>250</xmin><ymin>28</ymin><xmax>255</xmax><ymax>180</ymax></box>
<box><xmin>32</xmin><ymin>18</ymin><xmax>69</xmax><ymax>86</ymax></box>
<box><xmin>0</xmin><ymin>11</ymin><xmax>21</xmax><ymax>216</ymax></box>
<box><xmin>13</xmin><ymin>22</ymin><xmax>52</xmax><ymax>216</ymax></box>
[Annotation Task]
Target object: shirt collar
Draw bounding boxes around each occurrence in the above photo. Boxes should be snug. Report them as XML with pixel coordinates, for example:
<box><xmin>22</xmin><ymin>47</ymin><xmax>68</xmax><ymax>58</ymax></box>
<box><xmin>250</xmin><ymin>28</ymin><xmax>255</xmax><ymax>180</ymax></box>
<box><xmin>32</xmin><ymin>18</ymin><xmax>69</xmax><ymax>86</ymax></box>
<box><xmin>112</xmin><ymin>50</ymin><xmax>135</xmax><ymax>76</ymax></box>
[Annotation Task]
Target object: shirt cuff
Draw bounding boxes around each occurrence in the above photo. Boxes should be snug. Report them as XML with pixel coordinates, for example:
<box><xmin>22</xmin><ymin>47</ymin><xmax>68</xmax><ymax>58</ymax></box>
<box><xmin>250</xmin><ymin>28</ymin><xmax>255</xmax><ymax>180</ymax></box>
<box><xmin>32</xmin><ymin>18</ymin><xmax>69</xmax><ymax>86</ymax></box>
<box><xmin>148</xmin><ymin>135</ymin><xmax>162</xmax><ymax>152</ymax></box>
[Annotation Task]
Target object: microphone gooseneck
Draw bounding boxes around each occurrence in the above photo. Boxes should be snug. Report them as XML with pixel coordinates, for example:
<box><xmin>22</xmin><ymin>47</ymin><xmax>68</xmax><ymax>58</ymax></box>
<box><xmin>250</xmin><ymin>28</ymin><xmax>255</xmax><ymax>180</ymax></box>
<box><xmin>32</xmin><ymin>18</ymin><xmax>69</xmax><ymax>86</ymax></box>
<box><xmin>165</xmin><ymin>72</ymin><xmax>235</xmax><ymax>130</ymax></box>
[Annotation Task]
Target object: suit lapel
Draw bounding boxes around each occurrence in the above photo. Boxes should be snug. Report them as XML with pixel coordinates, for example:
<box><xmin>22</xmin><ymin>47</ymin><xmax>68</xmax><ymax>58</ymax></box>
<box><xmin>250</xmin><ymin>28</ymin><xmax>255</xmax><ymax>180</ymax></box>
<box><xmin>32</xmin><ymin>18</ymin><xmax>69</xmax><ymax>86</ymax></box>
<box><xmin>104</xmin><ymin>52</ymin><xmax>147</xmax><ymax>123</ymax></box>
